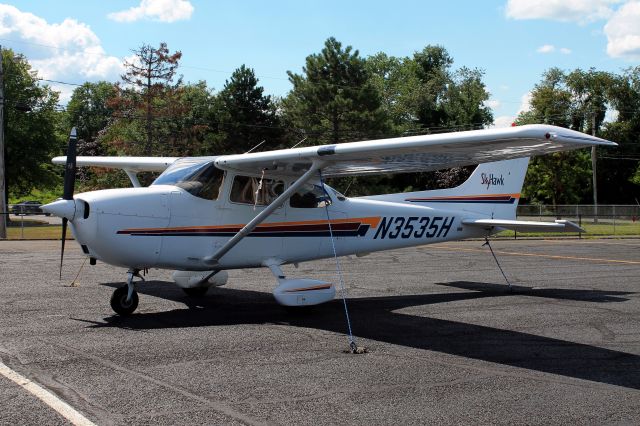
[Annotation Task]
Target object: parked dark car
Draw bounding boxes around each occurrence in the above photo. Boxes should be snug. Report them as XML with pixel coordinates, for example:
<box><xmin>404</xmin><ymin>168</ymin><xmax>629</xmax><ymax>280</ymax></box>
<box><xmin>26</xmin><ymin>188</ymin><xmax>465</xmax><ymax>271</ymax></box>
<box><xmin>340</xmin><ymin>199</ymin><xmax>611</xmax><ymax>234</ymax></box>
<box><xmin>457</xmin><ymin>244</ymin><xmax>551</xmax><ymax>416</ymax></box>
<box><xmin>10</xmin><ymin>200</ymin><xmax>50</xmax><ymax>216</ymax></box>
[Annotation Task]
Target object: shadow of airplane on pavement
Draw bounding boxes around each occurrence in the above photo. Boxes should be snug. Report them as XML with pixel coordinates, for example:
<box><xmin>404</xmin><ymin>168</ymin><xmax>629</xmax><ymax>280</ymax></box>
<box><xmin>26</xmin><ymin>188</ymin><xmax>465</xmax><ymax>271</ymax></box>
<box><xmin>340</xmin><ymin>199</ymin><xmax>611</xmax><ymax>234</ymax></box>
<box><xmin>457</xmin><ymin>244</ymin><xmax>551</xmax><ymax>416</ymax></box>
<box><xmin>84</xmin><ymin>280</ymin><xmax>640</xmax><ymax>390</ymax></box>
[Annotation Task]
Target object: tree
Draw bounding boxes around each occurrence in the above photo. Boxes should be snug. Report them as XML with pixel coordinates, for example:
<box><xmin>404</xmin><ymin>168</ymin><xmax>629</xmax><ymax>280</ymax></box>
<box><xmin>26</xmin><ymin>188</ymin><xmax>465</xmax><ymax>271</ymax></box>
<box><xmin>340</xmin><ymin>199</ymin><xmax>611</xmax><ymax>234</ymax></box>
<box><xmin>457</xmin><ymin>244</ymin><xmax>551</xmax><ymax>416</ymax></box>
<box><xmin>443</xmin><ymin>67</ymin><xmax>493</xmax><ymax>129</ymax></box>
<box><xmin>364</xmin><ymin>52</ymin><xmax>422</xmax><ymax>135</ymax></box>
<box><xmin>2</xmin><ymin>48</ymin><xmax>62</xmax><ymax>196</ymax></box>
<box><xmin>215</xmin><ymin>65</ymin><xmax>283</xmax><ymax>153</ymax></box>
<box><xmin>516</xmin><ymin>68</ymin><xmax>592</xmax><ymax>205</ymax></box>
<box><xmin>517</xmin><ymin>67</ymin><xmax>640</xmax><ymax>205</ymax></box>
<box><xmin>110</xmin><ymin>42</ymin><xmax>182</xmax><ymax>155</ymax></box>
<box><xmin>517</xmin><ymin>68</ymin><xmax>624</xmax><ymax>205</ymax></box>
<box><xmin>284</xmin><ymin>37</ymin><xmax>390</xmax><ymax>145</ymax></box>
<box><xmin>66</xmin><ymin>81</ymin><xmax>117</xmax><ymax>143</ymax></box>
<box><xmin>363</xmin><ymin>46</ymin><xmax>492</xmax><ymax>194</ymax></box>
<box><xmin>600</xmin><ymin>67</ymin><xmax>640</xmax><ymax>203</ymax></box>
<box><xmin>164</xmin><ymin>81</ymin><xmax>220</xmax><ymax>156</ymax></box>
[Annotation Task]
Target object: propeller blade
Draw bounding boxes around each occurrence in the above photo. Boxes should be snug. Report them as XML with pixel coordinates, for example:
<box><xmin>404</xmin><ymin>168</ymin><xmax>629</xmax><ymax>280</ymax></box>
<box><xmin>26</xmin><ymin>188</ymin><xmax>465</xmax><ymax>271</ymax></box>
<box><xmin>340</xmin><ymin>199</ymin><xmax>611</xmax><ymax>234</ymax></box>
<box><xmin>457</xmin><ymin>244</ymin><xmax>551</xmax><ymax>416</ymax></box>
<box><xmin>63</xmin><ymin>127</ymin><xmax>77</xmax><ymax>200</ymax></box>
<box><xmin>59</xmin><ymin>127</ymin><xmax>77</xmax><ymax>280</ymax></box>
<box><xmin>60</xmin><ymin>217</ymin><xmax>67</xmax><ymax>280</ymax></box>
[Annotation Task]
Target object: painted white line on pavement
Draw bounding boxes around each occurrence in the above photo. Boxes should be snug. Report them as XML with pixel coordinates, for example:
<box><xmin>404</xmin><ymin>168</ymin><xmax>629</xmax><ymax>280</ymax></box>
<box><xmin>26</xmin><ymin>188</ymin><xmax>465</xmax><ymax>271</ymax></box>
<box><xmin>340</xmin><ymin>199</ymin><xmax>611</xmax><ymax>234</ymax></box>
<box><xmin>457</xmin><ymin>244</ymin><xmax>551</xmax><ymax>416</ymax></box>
<box><xmin>0</xmin><ymin>361</ymin><xmax>96</xmax><ymax>426</ymax></box>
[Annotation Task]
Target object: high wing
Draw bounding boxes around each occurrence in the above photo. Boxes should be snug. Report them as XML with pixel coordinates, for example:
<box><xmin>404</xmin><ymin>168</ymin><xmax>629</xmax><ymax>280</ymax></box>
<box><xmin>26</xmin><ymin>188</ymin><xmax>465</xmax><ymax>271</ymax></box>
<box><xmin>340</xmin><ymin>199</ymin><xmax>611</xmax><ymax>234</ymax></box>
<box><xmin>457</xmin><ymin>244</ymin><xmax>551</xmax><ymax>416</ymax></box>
<box><xmin>462</xmin><ymin>218</ymin><xmax>585</xmax><ymax>233</ymax></box>
<box><xmin>214</xmin><ymin>124</ymin><xmax>616</xmax><ymax>177</ymax></box>
<box><xmin>52</xmin><ymin>156</ymin><xmax>179</xmax><ymax>172</ymax></box>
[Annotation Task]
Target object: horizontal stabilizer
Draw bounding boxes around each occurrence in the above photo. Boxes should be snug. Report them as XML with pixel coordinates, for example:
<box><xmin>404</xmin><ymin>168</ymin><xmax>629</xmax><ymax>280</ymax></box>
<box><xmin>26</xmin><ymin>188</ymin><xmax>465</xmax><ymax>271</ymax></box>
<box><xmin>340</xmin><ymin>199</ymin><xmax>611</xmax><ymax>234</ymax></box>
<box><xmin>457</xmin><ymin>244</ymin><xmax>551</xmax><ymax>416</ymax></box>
<box><xmin>462</xmin><ymin>218</ymin><xmax>585</xmax><ymax>233</ymax></box>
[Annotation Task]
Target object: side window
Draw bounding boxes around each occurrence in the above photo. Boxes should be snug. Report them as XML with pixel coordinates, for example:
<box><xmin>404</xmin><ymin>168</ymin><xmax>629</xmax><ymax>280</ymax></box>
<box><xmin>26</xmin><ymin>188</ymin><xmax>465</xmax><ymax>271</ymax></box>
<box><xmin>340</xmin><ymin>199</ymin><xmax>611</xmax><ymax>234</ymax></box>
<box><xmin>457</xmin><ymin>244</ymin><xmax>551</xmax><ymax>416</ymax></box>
<box><xmin>230</xmin><ymin>175</ymin><xmax>285</xmax><ymax>206</ymax></box>
<box><xmin>290</xmin><ymin>184</ymin><xmax>332</xmax><ymax>208</ymax></box>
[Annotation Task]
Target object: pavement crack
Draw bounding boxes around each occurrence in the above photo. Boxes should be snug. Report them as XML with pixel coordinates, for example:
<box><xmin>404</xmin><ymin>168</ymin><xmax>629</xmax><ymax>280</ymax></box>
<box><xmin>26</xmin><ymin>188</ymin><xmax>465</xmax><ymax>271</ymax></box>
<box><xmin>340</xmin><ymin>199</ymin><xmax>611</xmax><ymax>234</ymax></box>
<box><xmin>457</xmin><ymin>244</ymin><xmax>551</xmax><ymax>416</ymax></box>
<box><xmin>42</xmin><ymin>338</ymin><xmax>271</xmax><ymax>426</ymax></box>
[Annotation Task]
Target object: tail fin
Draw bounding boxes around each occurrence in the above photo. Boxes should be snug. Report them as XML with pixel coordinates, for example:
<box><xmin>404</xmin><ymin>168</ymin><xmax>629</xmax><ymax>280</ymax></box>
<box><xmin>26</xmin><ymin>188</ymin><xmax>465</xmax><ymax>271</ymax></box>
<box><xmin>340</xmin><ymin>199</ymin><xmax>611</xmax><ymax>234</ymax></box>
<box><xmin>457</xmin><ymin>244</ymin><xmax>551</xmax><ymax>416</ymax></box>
<box><xmin>372</xmin><ymin>157</ymin><xmax>530</xmax><ymax>219</ymax></box>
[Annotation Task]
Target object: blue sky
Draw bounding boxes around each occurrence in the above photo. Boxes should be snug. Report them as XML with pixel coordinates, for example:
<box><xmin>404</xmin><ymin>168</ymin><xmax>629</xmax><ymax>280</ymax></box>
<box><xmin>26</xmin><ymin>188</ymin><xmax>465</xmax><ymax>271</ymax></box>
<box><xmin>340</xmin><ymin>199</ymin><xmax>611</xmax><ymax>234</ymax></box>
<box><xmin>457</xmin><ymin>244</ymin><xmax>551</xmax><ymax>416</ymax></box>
<box><xmin>1</xmin><ymin>0</ymin><xmax>639</xmax><ymax>126</ymax></box>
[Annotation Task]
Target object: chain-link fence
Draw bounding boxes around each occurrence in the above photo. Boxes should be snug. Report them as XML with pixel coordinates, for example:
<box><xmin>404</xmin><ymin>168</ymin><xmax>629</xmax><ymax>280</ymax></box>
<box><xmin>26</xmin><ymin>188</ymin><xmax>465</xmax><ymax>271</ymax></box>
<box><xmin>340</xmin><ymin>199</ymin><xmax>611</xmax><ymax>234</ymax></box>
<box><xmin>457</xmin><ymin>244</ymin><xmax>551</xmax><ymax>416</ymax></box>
<box><xmin>1</xmin><ymin>203</ymin><xmax>61</xmax><ymax>239</ymax></box>
<box><xmin>514</xmin><ymin>204</ymin><xmax>640</xmax><ymax>237</ymax></box>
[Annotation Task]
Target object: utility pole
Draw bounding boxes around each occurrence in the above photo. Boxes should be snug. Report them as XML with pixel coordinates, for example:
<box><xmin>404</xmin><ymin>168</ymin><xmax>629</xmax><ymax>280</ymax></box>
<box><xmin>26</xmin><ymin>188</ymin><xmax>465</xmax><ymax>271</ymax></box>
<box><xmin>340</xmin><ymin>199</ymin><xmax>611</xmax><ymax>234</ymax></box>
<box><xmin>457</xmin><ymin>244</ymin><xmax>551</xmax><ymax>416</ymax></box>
<box><xmin>0</xmin><ymin>44</ymin><xmax>6</xmax><ymax>239</ymax></box>
<box><xmin>591</xmin><ymin>113</ymin><xmax>598</xmax><ymax>224</ymax></box>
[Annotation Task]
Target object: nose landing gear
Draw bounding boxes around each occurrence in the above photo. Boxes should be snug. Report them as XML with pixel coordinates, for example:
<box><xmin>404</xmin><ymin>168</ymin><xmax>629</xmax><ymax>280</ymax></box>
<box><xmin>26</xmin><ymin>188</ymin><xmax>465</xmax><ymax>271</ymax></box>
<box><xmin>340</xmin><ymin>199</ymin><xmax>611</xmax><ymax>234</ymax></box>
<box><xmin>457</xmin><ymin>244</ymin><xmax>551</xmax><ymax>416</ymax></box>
<box><xmin>110</xmin><ymin>269</ymin><xmax>144</xmax><ymax>315</ymax></box>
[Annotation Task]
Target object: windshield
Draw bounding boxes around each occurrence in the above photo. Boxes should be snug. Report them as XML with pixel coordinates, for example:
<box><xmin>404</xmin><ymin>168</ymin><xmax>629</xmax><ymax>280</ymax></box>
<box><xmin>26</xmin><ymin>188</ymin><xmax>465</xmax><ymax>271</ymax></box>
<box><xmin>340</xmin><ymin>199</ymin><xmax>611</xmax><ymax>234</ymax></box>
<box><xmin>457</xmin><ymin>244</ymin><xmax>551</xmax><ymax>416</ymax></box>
<box><xmin>152</xmin><ymin>158</ymin><xmax>224</xmax><ymax>200</ymax></box>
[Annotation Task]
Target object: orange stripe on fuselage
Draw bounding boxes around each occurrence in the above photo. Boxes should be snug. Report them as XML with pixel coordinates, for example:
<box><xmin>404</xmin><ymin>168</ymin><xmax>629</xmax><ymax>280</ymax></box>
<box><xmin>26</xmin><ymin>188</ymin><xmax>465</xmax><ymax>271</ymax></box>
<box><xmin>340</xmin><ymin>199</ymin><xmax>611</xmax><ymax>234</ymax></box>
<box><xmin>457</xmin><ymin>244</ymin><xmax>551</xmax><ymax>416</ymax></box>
<box><xmin>284</xmin><ymin>284</ymin><xmax>333</xmax><ymax>293</ymax></box>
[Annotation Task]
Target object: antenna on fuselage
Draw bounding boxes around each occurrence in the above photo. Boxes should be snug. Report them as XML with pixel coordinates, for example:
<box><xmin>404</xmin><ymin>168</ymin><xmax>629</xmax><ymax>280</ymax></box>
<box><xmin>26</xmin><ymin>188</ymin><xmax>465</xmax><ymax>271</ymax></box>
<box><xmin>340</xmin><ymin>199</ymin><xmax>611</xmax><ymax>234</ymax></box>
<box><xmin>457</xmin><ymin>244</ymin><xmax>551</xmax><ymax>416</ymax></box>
<box><xmin>245</xmin><ymin>140</ymin><xmax>266</xmax><ymax>154</ymax></box>
<box><xmin>290</xmin><ymin>137</ymin><xmax>307</xmax><ymax>149</ymax></box>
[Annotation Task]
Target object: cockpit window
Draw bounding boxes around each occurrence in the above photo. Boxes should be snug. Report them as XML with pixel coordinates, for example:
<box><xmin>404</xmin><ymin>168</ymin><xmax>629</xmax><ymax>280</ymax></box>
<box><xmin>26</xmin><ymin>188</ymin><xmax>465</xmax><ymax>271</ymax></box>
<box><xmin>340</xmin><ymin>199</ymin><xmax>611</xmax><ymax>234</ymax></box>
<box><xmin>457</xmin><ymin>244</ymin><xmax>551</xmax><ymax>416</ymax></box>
<box><xmin>230</xmin><ymin>175</ymin><xmax>285</xmax><ymax>206</ymax></box>
<box><xmin>290</xmin><ymin>184</ymin><xmax>332</xmax><ymax>208</ymax></box>
<box><xmin>152</xmin><ymin>159</ymin><xmax>224</xmax><ymax>200</ymax></box>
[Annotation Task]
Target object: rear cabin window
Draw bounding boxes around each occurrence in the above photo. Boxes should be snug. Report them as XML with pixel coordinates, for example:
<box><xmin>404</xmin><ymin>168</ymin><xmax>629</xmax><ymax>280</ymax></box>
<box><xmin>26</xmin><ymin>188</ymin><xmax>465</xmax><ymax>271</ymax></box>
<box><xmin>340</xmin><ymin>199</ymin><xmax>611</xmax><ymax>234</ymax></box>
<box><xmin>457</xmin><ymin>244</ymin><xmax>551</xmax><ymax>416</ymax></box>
<box><xmin>290</xmin><ymin>184</ymin><xmax>332</xmax><ymax>208</ymax></box>
<box><xmin>230</xmin><ymin>175</ymin><xmax>285</xmax><ymax>206</ymax></box>
<box><xmin>152</xmin><ymin>161</ymin><xmax>224</xmax><ymax>201</ymax></box>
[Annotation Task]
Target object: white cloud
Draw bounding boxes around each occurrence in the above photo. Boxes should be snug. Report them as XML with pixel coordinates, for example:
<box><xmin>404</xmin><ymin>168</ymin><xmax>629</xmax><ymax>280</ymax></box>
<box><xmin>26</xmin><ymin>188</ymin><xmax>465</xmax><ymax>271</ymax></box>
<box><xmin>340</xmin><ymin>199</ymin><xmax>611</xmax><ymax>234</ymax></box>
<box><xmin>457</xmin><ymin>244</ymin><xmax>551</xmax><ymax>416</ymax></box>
<box><xmin>492</xmin><ymin>115</ymin><xmax>517</xmax><ymax>128</ymax></box>
<box><xmin>0</xmin><ymin>4</ymin><xmax>124</xmax><ymax>102</ymax></box>
<box><xmin>604</xmin><ymin>1</ymin><xmax>640</xmax><ymax>59</ymax></box>
<box><xmin>485</xmin><ymin>99</ymin><xmax>502</xmax><ymax>109</ymax></box>
<box><xmin>108</xmin><ymin>0</ymin><xmax>194</xmax><ymax>23</ymax></box>
<box><xmin>536</xmin><ymin>44</ymin><xmax>572</xmax><ymax>54</ymax></box>
<box><xmin>506</xmin><ymin>0</ymin><xmax>640</xmax><ymax>60</ymax></box>
<box><xmin>506</xmin><ymin>0</ymin><xmax>622</xmax><ymax>23</ymax></box>
<box><xmin>519</xmin><ymin>92</ymin><xmax>533</xmax><ymax>114</ymax></box>
<box><xmin>537</xmin><ymin>44</ymin><xmax>556</xmax><ymax>53</ymax></box>
<box><xmin>488</xmin><ymin>92</ymin><xmax>532</xmax><ymax>128</ymax></box>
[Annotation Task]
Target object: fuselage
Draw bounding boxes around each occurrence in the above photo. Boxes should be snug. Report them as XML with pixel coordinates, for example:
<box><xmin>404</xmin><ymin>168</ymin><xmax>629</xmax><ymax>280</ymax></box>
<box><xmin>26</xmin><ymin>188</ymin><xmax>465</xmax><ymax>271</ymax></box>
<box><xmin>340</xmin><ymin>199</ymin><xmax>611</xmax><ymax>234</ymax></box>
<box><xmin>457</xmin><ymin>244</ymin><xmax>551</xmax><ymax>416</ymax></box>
<box><xmin>69</xmin><ymin>179</ymin><xmax>489</xmax><ymax>272</ymax></box>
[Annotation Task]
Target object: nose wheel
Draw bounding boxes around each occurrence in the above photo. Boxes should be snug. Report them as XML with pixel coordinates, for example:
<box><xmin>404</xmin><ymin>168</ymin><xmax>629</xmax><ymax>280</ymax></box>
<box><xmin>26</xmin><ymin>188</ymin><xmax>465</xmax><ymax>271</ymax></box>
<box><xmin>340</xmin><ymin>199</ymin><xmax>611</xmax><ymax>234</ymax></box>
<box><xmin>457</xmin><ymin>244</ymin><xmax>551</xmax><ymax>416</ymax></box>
<box><xmin>110</xmin><ymin>286</ymin><xmax>139</xmax><ymax>315</ymax></box>
<box><xmin>110</xmin><ymin>269</ymin><xmax>143</xmax><ymax>315</ymax></box>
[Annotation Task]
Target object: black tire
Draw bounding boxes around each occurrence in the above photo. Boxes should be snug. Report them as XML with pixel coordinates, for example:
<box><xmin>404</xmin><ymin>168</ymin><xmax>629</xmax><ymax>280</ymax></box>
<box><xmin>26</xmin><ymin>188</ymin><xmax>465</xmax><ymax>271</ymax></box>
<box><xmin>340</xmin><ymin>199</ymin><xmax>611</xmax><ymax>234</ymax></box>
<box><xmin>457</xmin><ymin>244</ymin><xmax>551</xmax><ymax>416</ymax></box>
<box><xmin>182</xmin><ymin>287</ymin><xmax>208</xmax><ymax>297</ymax></box>
<box><xmin>110</xmin><ymin>286</ymin><xmax>139</xmax><ymax>315</ymax></box>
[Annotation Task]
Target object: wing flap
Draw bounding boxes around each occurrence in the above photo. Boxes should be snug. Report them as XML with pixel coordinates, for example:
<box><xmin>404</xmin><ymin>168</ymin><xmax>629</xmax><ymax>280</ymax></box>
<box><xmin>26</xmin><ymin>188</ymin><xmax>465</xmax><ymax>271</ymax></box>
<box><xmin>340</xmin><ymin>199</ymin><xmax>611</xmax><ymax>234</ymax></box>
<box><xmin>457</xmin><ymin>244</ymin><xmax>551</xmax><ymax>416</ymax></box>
<box><xmin>462</xmin><ymin>218</ymin><xmax>585</xmax><ymax>233</ymax></box>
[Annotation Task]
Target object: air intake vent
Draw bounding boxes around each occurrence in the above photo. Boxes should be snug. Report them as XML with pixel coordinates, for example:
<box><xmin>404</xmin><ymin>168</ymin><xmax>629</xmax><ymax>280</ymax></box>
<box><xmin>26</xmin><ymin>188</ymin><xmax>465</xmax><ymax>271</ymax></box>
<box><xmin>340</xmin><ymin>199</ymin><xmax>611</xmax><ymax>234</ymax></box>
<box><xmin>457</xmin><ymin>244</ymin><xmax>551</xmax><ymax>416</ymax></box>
<box><xmin>83</xmin><ymin>201</ymin><xmax>90</xmax><ymax>219</ymax></box>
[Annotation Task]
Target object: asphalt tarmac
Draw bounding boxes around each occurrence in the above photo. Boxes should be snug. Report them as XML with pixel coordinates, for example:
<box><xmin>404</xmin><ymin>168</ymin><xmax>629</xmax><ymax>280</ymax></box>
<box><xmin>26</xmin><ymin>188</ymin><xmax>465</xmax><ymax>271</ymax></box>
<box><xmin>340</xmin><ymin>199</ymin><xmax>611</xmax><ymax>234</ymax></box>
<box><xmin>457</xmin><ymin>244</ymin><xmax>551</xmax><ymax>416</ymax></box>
<box><xmin>0</xmin><ymin>239</ymin><xmax>639</xmax><ymax>425</ymax></box>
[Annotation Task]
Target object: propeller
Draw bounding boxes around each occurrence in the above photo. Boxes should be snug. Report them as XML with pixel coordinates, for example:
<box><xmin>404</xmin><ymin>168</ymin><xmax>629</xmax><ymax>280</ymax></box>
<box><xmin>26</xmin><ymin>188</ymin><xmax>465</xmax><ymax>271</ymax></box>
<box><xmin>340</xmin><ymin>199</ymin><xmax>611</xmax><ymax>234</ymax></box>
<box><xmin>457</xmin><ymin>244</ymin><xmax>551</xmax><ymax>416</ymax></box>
<box><xmin>59</xmin><ymin>127</ymin><xmax>77</xmax><ymax>280</ymax></box>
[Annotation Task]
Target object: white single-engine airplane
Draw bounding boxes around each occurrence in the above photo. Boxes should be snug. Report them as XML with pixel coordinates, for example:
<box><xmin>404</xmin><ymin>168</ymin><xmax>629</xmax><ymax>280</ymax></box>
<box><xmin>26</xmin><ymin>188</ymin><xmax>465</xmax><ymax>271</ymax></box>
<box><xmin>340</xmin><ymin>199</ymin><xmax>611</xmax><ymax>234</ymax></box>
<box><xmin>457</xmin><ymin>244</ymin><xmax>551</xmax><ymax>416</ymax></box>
<box><xmin>42</xmin><ymin>125</ymin><xmax>615</xmax><ymax>316</ymax></box>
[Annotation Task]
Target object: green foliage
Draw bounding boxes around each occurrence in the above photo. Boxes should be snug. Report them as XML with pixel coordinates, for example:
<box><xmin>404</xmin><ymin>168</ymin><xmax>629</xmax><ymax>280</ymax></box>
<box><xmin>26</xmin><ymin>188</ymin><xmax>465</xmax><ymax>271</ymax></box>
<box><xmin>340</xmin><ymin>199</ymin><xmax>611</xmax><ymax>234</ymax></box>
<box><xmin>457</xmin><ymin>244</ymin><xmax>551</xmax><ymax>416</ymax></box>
<box><xmin>366</xmin><ymin>46</ymin><xmax>492</xmax><ymax>134</ymax></box>
<box><xmin>284</xmin><ymin>37</ymin><xmax>390</xmax><ymax>145</ymax></box>
<box><xmin>3</xmin><ymin>48</ymin><xmax>63</xmax><ymax>197</ymax></box>
<box><xmin>215</xmin><ymin>65</ymin><xmax>283</xmax><ymax>153</ymax></box>
<box><xmin>517</xmin><ymin>69</ymin><xmax>604</xmax><ymax>205</ymax></box>
<box><xmin>523</xmin><ymin>151</ymin><xmax>592</xmax><ymax>205</ymax></box>
<box><xmin>518</xmin><ymin>66</ymin><xmax>640</xmax><ymax>204</ymax></box>
<box><xmin>8</xmin><ymin>185</ymin><xmax>62</xmax><ymax>204</ymax></box>
<box><xmin>66</xmin><ymin>81</ymin><xmax>117</xmax><ymax>142</ymax></box>
<box><xmin>601</xmin><ymin>67</ymin><xmax>640</xmax><ymax>201</ymax></box>
<box><xmin>361</xmin><ymin>45</ymin><xmax>491</xmax><ymax>194</ymax></box>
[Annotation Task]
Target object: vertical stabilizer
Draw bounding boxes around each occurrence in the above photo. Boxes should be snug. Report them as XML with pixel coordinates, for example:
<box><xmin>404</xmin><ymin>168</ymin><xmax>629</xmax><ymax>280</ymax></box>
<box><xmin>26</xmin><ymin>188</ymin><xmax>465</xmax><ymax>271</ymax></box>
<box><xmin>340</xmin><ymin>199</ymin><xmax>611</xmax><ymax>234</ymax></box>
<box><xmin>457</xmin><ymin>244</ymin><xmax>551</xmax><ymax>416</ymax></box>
<box><xmin>367</xmin><ymin>157</ymin><xmax>530</xmax><ymax>219</ymax></box>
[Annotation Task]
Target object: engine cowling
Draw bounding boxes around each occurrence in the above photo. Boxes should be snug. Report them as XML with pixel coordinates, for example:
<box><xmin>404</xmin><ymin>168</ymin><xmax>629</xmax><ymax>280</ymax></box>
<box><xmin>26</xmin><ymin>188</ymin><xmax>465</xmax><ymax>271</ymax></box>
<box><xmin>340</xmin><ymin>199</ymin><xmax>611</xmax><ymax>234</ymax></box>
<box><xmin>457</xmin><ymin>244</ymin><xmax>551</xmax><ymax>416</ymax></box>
<box><xmin>172</xmin><ymin>270</ymin><xmax>229</xmax><ymax>289</ymax></box>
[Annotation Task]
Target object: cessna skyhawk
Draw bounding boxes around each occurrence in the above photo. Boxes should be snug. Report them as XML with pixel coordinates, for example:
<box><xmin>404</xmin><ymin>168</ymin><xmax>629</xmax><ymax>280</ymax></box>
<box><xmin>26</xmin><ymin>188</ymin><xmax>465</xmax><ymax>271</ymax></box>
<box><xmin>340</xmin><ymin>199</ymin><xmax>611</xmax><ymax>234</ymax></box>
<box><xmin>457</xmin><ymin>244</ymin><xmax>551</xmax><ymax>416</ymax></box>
<box><xmin>42</xmin><ymin>125</ymin><xmax>615</xmax><ymax>315</ymax></box>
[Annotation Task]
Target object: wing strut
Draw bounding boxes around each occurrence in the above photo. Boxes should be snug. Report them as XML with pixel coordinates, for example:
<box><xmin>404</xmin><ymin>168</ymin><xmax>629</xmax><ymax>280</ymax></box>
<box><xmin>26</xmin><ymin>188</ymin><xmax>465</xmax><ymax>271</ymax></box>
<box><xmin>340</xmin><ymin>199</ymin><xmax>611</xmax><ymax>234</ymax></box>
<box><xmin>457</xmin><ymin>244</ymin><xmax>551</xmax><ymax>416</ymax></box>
<box><xmin>203</xmin><ymin>161</ymin><xmax>324</xmax><ymax>266</ymax></box>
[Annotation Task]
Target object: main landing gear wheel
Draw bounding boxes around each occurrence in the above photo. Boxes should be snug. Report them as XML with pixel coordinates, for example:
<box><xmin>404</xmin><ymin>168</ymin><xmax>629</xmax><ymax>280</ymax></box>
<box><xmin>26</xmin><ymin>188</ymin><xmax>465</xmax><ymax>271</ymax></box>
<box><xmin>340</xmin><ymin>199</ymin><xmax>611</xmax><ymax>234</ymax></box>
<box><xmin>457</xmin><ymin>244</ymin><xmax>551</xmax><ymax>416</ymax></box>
<box><xmin>182</xmin><ymin>287</ymin><xmax>208</xmax><ymax>297</ymax></box>
<box><xmin>110</xmin><ymin>286</ymin><xmax>139</xmax><ymax>315</ymax></box>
